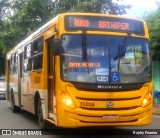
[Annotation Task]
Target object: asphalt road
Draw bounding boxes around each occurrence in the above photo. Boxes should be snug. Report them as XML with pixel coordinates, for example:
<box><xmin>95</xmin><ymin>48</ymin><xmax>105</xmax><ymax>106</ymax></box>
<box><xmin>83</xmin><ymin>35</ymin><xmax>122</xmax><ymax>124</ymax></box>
<box><xmin>0</xmin><ymin>100</ymin><xmax>160</xmax><ymax>138</ymax></box>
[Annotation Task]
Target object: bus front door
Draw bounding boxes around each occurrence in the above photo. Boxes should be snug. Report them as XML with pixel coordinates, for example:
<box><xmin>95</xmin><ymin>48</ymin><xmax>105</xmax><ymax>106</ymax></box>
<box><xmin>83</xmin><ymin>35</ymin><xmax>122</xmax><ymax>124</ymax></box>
<box><xmin>47</xmin><ymin>38</ymin><xmax>55</xmax><ymax>118</ymax></box>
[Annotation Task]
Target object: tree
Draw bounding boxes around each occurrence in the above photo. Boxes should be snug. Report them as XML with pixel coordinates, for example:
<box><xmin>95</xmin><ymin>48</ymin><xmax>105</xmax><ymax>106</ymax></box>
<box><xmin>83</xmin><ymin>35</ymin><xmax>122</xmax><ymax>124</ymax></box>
<box><xmin>0</xmin><ymin>0</ymin><xmax>55</xmax><ymax>53</ymax></box>
<box><xmin>0</xmin><ymin>0</ymin><xmax>12</xmax><ymax>19</ymax></box>
<box><xmin>54</xmin><ymin>0</ymin><xmax>130</xmax><ymax>15</ymax></box>
<box><xmin>143</xmin><ymin>9</ymin><xmax>160</xmax><ymax>59</ymax></box>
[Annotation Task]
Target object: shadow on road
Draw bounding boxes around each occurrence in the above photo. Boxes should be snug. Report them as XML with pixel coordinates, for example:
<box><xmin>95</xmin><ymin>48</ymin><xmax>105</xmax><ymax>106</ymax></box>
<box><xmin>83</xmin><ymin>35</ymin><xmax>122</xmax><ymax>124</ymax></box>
<box><xmin>42</xmin><ymin>127</ymin><xmax>153</xmax><ymax>138</ymax></box>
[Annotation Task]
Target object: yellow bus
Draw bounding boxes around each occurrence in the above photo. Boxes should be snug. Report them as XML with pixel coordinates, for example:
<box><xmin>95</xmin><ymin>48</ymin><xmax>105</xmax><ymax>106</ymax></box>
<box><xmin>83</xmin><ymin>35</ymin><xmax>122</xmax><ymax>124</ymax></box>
<box><xmin>5</xmin><ymin>13</ymin><xmax>153</xmax><ymax>129</ymax></box>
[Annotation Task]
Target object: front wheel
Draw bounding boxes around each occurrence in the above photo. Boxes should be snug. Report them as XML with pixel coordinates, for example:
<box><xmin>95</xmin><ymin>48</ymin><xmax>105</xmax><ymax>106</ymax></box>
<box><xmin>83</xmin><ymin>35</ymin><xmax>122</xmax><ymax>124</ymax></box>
<box><xmin>37</xmin><ymin>99</ymin><xmax>47</xmax><ymax>129</ymax></box>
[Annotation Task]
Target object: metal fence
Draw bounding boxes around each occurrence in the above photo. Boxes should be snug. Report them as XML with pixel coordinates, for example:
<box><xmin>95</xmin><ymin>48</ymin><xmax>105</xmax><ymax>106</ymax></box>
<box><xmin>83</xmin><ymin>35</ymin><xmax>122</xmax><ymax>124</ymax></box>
<box><xmin>154</xmin><ymin>91</ymin><xmax>160</xmax><ymax>105</ymax></box>
<box><xmin>153</xmin><ymin>60</ymin><xmax>160</xmax><ymax>105</ymax></box>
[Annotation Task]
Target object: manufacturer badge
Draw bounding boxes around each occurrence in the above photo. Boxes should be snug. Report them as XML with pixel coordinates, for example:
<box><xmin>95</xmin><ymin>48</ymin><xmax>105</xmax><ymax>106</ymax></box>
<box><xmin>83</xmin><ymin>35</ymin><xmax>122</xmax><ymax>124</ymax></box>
<box><xmin>107</xmin><ymin>102</ymin><xmax>113</xmax><ymax>109</ymax></box>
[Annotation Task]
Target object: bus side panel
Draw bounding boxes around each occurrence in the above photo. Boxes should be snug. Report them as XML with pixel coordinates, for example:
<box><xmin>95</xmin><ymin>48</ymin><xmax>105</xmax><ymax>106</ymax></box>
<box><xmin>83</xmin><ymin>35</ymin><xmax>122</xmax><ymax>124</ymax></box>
<box><xmin>21</xmin><ymin>69</ymin><xmax>34</xmax><ymax>113</ymax></box>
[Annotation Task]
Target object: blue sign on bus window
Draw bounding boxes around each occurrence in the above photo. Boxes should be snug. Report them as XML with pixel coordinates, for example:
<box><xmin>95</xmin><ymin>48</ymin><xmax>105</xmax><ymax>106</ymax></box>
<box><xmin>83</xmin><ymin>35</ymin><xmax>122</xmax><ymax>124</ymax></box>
<box><xmin>111</xmin><ymin>72</ymin><xmax>120</xmax><ymax>83</ymax></box>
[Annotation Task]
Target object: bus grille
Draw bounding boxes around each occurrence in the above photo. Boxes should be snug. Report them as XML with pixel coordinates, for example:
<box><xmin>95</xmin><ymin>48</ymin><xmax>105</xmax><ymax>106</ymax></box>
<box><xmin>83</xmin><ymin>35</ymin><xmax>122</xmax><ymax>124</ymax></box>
<box><xmin>75</xmin><ymin>96</ymin><xmax>141</xmax><ymax>101</ymax></box>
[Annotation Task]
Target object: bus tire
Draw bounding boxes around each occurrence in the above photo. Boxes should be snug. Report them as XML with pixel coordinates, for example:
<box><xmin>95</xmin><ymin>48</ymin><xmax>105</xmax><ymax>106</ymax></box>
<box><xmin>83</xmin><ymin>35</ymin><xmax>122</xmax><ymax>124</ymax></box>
<box><xmin>11</xmin><ymin>92</ymin><xmax>20</xmax><ymax>113</ymax></box>
<box><xmin>37</xmin><ymin>98</ymin><xmax>47</xmax><ymax>129</ymax></box>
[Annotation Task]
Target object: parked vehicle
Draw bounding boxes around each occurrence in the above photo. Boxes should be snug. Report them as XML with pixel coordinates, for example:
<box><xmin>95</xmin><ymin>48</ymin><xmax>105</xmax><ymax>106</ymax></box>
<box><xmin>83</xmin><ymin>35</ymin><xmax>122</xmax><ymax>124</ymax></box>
<box><xmin>0</xmin><ymin>76</ymin><xmax>5</xmax><ymax>99</ymax></box>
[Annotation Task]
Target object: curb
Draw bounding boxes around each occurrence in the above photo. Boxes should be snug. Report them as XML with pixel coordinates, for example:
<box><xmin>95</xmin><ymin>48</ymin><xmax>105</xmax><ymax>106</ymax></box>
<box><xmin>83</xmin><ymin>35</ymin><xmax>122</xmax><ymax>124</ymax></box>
<box><xmin>153</xmin><ymin>112</ymin><xmax>160</xmax><ymax>115</ymax></box>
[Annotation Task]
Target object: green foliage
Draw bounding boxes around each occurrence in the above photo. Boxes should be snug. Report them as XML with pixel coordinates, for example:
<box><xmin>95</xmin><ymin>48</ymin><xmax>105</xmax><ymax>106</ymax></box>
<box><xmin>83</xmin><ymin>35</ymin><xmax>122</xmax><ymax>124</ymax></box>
<box><xmin>54</xmin><ymin>0</ymin><xmax>130</xmax><ymax>15</ymax></box>
<box><xmin>0</xmin><ymin>0</ymin><xmax>55</xmax><ymax>52</ymax></box>
<box><xmin>0</xmin><ymin>0</ymin><xmax>12</xmax><ymax>18</ymax></box>
<box><xmin>143</xmin><ymin>10</ymin><xmax>160</xmax><ymax>59</ymax></box>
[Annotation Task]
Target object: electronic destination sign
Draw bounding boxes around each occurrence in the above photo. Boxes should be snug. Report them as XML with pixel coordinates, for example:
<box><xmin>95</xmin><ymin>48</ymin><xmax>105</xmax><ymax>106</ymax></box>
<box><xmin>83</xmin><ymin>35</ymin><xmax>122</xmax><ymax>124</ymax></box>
<box><xmin>65</xmin><ymin>16</ymin><xmax>144</xmax><ymax>35</ymax></box>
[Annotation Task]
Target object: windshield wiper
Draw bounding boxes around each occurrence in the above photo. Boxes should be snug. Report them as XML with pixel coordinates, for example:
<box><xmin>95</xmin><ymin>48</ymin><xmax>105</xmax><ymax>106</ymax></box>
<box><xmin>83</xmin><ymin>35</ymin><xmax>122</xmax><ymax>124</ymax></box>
<box><xmin>117</xmin><ymin>33</ymin><xmax>131</xmax><ymax>72</ymax></box>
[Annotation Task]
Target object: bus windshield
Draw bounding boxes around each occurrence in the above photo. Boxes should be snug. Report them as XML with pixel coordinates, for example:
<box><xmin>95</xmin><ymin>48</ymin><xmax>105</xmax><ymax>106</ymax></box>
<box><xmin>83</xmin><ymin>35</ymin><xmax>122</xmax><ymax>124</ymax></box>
<box><xmin>61</xmin><ymin>34</ymin><xmax>151</xmax><ymax>84</ymax></box>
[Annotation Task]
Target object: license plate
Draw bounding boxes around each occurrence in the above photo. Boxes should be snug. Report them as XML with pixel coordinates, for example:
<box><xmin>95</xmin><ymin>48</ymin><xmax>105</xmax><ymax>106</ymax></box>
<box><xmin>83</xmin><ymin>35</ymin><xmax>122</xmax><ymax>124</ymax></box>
<box><xmin>103</xmin><ymin>114</ymin><xmax>119</xmax><ymax>120</ymax></box>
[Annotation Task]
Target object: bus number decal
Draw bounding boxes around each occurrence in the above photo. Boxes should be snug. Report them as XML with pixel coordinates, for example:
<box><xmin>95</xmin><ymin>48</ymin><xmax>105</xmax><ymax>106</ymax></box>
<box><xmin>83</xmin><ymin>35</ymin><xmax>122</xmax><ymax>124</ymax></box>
<box><xmin>80</xmin><ymin>102</ymin><xmax>95</xmax><ymax>107</ymax></box>
<box><xmin>74</xmin><ymin>19</ymin><xmax>89</xmax><ymax>27</ymax></box>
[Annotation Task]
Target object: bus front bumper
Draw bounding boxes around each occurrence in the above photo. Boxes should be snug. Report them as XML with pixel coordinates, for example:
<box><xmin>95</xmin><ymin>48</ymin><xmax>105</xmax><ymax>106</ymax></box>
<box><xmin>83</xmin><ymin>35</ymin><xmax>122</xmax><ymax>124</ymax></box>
<box><xmin>57</xmin><ymin>103</ymin><xmax>152</xmax><ymax>128</ymax></box>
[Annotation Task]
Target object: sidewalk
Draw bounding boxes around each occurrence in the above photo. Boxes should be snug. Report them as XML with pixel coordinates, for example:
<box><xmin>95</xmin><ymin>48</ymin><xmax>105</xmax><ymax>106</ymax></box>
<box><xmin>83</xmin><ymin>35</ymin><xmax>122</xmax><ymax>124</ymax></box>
<box><xmin>153</xmin><ymin>105</ymin><xmax>160</xmax><ymax>115</ymax></box>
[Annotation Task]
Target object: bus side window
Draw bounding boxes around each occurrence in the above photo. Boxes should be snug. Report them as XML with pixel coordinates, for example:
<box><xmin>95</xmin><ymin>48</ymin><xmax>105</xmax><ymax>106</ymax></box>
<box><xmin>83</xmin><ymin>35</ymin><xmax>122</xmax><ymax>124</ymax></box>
<box><xmin>11</xmin><ymin>52</ymin><xmax>18</xmax><ymax>74</ymax></box>
<box><xmin>24</xmin><ymin>44</ymin><xmax>32</xmax><ymax>72</ymax></box>
<box><xmin>10</xmin><ymin>54</ymin><xmax>14</xmax><ymax>74</ymax></box>
<box><xmin>33</xmin><ymin>54</ymin><xmax>43</xmax><ymax>70</ymax></box>
<box><xmin>33</xmin><ymin>37</ymin><xmax>43</xmax><ymax>55</ymax></box>
<box><xmin>32</xmin><ymin>36</ymin><xmax>43</xmax><ymax>70</ymax></box>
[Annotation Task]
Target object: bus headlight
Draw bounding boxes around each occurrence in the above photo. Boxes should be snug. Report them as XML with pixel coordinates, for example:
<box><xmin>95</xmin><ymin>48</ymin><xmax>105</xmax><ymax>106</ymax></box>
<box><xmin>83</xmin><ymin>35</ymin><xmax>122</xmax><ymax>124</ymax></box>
<box><xmin>142</xmin><ymin>99</ymin><xmax>148</xmax><ymax>105</ymax></box>
<box><xmin>63</xmin><ymin>98</ymin><xmax>73</xmax><ymax>106</ymax></box>
<box><xmin>142</xmin><ymin>92</ymin><xmax>153</xmax><ymax>107</ymax></box>
<box><xmin>61</xmin><ymin>91</ymin><xmax>75</xmax><ymax>108</ymax></box>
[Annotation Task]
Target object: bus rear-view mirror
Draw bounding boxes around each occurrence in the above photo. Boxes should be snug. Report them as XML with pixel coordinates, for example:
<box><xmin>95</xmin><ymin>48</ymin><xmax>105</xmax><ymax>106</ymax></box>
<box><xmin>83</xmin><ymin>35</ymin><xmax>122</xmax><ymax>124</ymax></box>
<box><xmin>52</xmin><ymin>39</ymin><xmax>62</xmax><ymax>56</ymax></box>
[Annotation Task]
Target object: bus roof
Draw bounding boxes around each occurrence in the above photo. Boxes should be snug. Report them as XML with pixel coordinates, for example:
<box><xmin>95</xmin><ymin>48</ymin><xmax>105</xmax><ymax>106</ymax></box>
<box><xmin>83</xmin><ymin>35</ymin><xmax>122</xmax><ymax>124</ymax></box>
<box><xmin>62</xmin><ymin>13</ymin><xmax>144</xmax><ymax>21</ymax></box>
